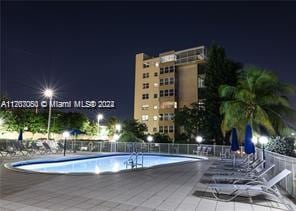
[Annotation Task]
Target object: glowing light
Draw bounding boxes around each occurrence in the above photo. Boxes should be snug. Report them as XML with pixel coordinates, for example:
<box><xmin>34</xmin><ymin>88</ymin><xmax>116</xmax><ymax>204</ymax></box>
<box><xmin>95</xmin><ymin>166</ymin><xmax>100</xmax><ymax>174</ymax></box>
<box><xmin>252</xmin><ymin>137</ymin><xmax>258</xmax><ymax>144</ymax></box>
<box><xmin>97</xmin><ymin>114</ymin><xmax>103</xmax><ymax>121</ymax></box>
<box><xmin>112</xmin><ymin>162</ymin><xmax>120</xmax><ymax>172</ymax></box>
<box><xmin>112</xmin><ymin>134</ymin><xmax>120</xmax><ymax>142</ymax></box>
<box><xmin>44</xmin><ymin>89</ymin><xmax>54</xmax><ymax>98</ymax></box>
<box><xmin>195</xmin><ymin>136</ymin><xmax>203</xmax><ymax>143</ymax></box>
<box><xmin>63</xmin><ymin>131</ymin><xmax>70</xmax><ymax>138</ymax></box>
<box><xmin>292</xmin><ymin>133</ymin><xmax>295</xmax><ymax>136</ymax></box>
<box><xmin>259</xmin><ymin>136</ymin><xmax>268</xmax><ymax>145</ymax></box>
<box><xmin>115</xmin><ymin>124</ymin><xmax>121</xmax><ymax>132</ymax></box>
<box><xmin>147</xmin><ymin>135</ymin><xmax>153</xmax><ymax>142</ymax></box>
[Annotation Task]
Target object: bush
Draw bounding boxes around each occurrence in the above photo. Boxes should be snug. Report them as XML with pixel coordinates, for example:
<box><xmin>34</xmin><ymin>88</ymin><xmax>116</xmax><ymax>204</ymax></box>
<box><xmin>265</xmin><ymin>137</ymin><xmax>295</xmax><ymax>156</ymax></box>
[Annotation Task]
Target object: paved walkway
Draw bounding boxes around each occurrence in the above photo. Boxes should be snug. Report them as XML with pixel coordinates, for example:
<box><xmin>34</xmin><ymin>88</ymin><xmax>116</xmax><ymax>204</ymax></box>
<box><xmin>0</xmin><ymin>154</ymin><xmax>293</xmax><ymax>211</ymax></box>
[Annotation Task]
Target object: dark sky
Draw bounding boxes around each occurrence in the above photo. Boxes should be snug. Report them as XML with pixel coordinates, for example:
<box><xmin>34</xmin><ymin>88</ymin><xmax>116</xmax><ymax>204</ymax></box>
<box><xmin>1</xmin><ymin>1</ymin><xmax>296</xmax><ymax>121</ymax></box>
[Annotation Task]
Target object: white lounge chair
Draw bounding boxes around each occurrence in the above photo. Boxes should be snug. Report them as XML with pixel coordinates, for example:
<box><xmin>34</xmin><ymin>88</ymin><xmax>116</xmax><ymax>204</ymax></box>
<box><xmin>212</xmin><ymin>164</ymin><xmax>275</xmax><ymax>184</ymax></box>
<box><xmin>208</xmin><ymin>169</ymin><xmax>291</xmax><ymax>208</ymax></box>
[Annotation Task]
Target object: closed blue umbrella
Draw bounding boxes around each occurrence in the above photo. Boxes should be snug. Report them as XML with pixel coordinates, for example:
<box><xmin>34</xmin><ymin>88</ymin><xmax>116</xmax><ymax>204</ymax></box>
<box><xmin>244</xmin><ymin>124</ymin><xmax>255</xmax><ymax>154</ymax></box>
<box><xmin>230</xmin><ymin>128</ymin><xmax>239</xmax><ymax>152</ymax></box>
<box><xmin>18</xmin><ymin>129</ymin><xmax>23</xmax><ymax>143</ymax></box>
<box><xmin>230</xmin><ymin>128</ymin><xmax>239</xmax><ymax>167</ymax></box>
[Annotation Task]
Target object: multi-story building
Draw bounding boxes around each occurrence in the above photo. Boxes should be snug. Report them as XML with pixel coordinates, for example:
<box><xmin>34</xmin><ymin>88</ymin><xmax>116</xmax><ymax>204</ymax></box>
<box><xmin>134</xmin><ymin>46</ymin><xmax>206</xmax><ymax>140</ymax></box>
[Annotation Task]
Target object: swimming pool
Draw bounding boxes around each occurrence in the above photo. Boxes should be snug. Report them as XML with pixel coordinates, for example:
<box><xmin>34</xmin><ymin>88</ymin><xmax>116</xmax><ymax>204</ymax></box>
<box><xmin>8</xmin><ymin>154</ymin><xmax>199</xmax><ymax>174</ymax></box>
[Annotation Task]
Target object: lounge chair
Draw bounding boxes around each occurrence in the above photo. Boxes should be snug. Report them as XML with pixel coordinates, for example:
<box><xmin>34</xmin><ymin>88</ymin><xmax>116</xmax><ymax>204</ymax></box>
<box><xmin>14</xmin><ymin>141</ymin><xmax>33</xmax><ymax>156</ymax></box>
<box><xmin>212</xmin><ymin>164</ymin><xmax>275</xmax><ymax>184</ymax></box>
<box><xmin>206</xmin><ymin>160</ymin><xmax>265</xmax><ymax>176</ymax></box>
<box><xmin>193</xmin><ymin>146</ymin><xmax>202</xmax><ymax>155</ymax></box>
<box><xmin>208</xmin><ymin>169</ymin><xmax>291</xmax><ymax>208</ymax></box>
<box><xmin>42</xmin><ymin>142</ymin><xmax>53</xmax><ymax>153</ymax></box>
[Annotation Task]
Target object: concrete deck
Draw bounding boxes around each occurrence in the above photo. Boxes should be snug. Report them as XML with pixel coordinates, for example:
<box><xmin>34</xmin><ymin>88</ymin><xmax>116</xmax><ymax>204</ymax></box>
<box><xmin>0</xmin><ymin>154</ymin><xmax>294</xmax><ymax>211</ymax></box>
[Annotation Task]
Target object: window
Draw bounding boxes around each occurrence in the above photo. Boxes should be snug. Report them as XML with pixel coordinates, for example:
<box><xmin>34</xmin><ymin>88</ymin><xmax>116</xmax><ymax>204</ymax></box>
<box><xmin>169</xmin><ymin>113</ymin><xmax>174</xmax><ymax>120</ymax></box>
<box><xmin>153</xmin><ymin>116</ymin><xmax>158</xmax><ymax>121</ymax></box>
<box><xmin>154</xmin><ymin>94</ymin><xmax>158</xmax><ymax>98</ymax></box>
<box><xmin>165</xmin><ymin>89</ymin><xmax>169</xmax><ymax>96</ymax></box>
<box><xmin>142</xmin><ymin>115</ymin><xmax>149</xmax><ymax>121</ymax></box>
<box><xmin>153</xmin><ymin>127</ymin><xmax>157</xmax><ymax>132</ymax></box>
<box><xmin>198</xmin><ymin>74</ymin><xmax>205</xmax><ymax>88</ymax></box>
<box><xmin>169</xmin><ymin>89</ymin><xmax>174</xmax><ymax>96</ymax></box>
<box><xmin>170</xmin><ymin>77</ymin><xmax>174</xmax><ymax>85</ymax></box>
<box><xmin>160</xmin><ymin>90</ymin><xmax>164</xmax><ymax>97</ymax></box>
<box><xmin>169</xmin><ymin>125</ymin><xmax>174</xmax><ymax>133</ymax></box>
<box><xmin>154</xmin><ymin>72</ymin><xmax>158</xmax><ymax>77</ymax></box>
<box><xmin>164</xmin><ymin>126</ymin><xmax>168</xmax><ymax>133</ymax></box>
<box><xmin>164</xmin><ymin>78</ymin><xmax>169</xmax><ymax>85</ymax></box>
<box><xmin>143</xmin><ymin>73</ymin><xmax>149</xmax><ymax>79</ymax></box>
<box><xmin>164</xmin><ymin>113</ymin><xmax>169</xmax><ymax>121</ymax></box>
<box><xmin>159</xmin><ymin>126</ymin><xmax>164</xmax><ymax>133</ymax></box>
<box><xmin>143</xmin><ymin>63</ymin><xmax>149</xmax><ymax>68</ymax></box>
<box><xmin>160</xmin><ymin>79</ymin><xmax>164</xmax><ymax>86</ymax></box>
<box><xmin>153</xmin><ymin>105</ymin><xmax>158</xmax><ymax>109</ymax></box>
<box><xmin>141</xmin><ymin>105</ymin><xmax>149</xmax><ymax>110</ymax></box>
<box><xmin>164</xmin><ymin>67</ymin><xmax>169</xmax><ymax>73</ymax></box>
<box><xmin>160</xmin><ymin>68</ymin><xmax>164</xmax><ymax>74</ymax></box>
<box><xmin>159</xmin><ymin>114</ymin><xmax>163</xmax><ymax>121</ymax></box>
<box><xmin>142</xmin><ymin>94</ymin><xmax>149</xmax><ymax>100</ymax></box>
<box><xmin>169</xmin><ymin>66</ymin><xmax>174</xmax><ymax>73</ymax></box>
<box><xmin>154</xmin><ymin>83</ymin><xmax>158</xmax><ymax>87</ymax></box>
<box><xmin>142</xmin><ymin>83</ymin><xmax>149</xmax><ymax>89</ymax></box>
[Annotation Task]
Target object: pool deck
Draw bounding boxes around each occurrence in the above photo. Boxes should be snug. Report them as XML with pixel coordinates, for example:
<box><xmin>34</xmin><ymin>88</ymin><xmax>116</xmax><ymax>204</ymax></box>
<box><xmin>0</xmin><ymin>154</ymin><xmax>295</xmax><ymax>211</ymax></box>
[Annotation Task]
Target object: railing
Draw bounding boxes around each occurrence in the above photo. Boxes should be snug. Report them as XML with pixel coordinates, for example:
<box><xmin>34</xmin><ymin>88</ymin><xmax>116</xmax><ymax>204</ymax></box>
<box><xmin>257</xmin><ymin>148</ymin><xmax>296</xmax><ymax>198</ymax></box>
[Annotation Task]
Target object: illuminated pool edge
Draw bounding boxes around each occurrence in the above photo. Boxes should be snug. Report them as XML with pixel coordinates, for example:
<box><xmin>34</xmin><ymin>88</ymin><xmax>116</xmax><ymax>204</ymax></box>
<box><xmin>5</xmin><ymin>153</ymin><xmax>205</xmax><ymax>175</ymax></box>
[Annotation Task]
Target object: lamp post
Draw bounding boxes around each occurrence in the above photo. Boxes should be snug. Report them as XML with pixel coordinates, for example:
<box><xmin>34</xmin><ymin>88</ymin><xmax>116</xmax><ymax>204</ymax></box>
<box><xmin>259</xmin><ymin>136</ymin><xmax>268</xmax><ymax>167</ymax></box>
<box><xmin>195</xmin><ymin>135</ymin><xmax>203</xmax><ymax>145</ymax></box>
<box><xmin>97</xmin><ymin>114</ymin><xmax>103</xmax><ymax>138</ymax></box>
<box><xmin>44</xmin><ymin>89</ymin><xmax>54</xmax><ymax>140</ymax></box>
<box><xmin>63</xmin><ymin>131</ymin><xmax>70</xmax><ymax>156</ymax></box>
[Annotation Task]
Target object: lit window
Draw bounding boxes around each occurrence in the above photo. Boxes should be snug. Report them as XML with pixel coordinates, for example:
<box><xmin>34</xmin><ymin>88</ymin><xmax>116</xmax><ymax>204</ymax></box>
<box><xmin>155</xmin><ymin>62</ymin><xmax>159</xmax><ymax>67</ymax></box>
<box><xmin>153</xmin><ymin>105</ymin><xmax>158</xmax><ymax>109</ymax></box>
<box><xmin>198</xmin><ymin>74</ymin><xmax>205</xmax><ymax>88</ymax></box>
<box><xmin>154</xmin><ymin>83</ymin><xmax>158</xmax><ymax>87</ymax></box>
<box><xmin>142</xmin><ymin>105</ymin><xmax>149</xmax><ymax>110</ymax></box>
<box><xmin>153</xmin><ymin>116</ymin><xmax>158</xmax><ymax>121</ymax></box>
<box><xmin>174</xmin><ymin>102</ymin><xmax>177</xmax><ymax>108</ymax></box>
<box><xmin>142</xmin><ymin>115</ymin><xmax>149</xmax><ymax>121</ymax></box>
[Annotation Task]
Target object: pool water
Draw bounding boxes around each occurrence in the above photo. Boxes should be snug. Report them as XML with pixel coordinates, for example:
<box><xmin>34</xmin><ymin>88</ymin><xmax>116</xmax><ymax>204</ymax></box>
<box><xmin>11</xmin><ymin>154</ymin><xmax>199</xmax><ymax>174</ymax></box>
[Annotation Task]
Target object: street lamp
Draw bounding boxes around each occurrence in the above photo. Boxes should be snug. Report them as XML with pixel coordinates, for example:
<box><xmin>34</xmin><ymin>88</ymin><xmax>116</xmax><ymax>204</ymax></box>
<box><xmin>195</xmin><ymin>135</ymin><xmax>203</xmax><ymax>144</ymax></box>
<box><xmin>147</xmin><ymin>135</ymin><xmax>153</xmax><ymax>143</ymax></box>
<box><xmin>259</xmin><ymin>136</ymin><xmax>268</xmax><ymax>167</ymax></box>
<box><xmin>63</xmin><ymin>131</ymin><xmax>70</xmax><ymax>156</ymax></box>
<box><xmin>97</xmin><ymin>114</ymin><xmax>103</xmax><ymax>137</ymax></box>
<box><xmin>44</xmin><ymin>88</ymin><xmax>54</xmax><ymax>140</ymax></box>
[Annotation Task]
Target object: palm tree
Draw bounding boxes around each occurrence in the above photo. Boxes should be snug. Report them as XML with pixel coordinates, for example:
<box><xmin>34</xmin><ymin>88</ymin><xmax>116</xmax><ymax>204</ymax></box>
<box><xmin>219</xmin><ymin>67</ymin><xmax>296</xmax><ymax>140</ymax></box>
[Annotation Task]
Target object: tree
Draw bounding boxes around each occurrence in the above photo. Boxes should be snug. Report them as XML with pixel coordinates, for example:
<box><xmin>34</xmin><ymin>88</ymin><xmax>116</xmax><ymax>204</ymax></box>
<box><xmin>119</xmin><ymin>119</ymin><xmax>147</xmax><ymax>142</ymax></box>
<box><xmin>204</xmin><ymin>44</ymin><xmax>241</xmax><ymax>144</ymax></box>
<box><xmin>105</xmin><ymin>116</ymin><xmax>120</xmax><ymax>137</ymax></box>
<box><xmin>153</xmin><ymin>133</ymin><xmax>171</xmax><ymax>143</ymax></box>
<box><xmin>219</xmin><ymin>67</ymin><xmax>296</xmax><ymax>140</ymax></box>
<box><xmin>175</xmin><ymin>102</ymin><xmax>206</xmax><ymax>142</ymax></box>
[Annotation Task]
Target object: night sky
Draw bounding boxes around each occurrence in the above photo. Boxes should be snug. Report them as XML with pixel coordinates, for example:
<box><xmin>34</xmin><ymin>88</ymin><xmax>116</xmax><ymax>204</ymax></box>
<box><xmin>1</xmin><ymin>1</ymin><xmax>296</xmax><ymax>121</ymax></box>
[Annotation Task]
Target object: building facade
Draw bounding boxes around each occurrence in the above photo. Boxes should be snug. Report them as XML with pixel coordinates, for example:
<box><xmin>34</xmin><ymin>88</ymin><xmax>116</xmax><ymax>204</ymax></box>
<box><xmin>134</xmin><ymin>46</ymin><xmax>206</xmax><ymax>140</ymax></box>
